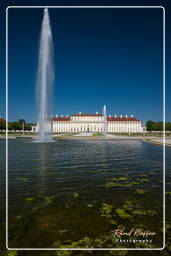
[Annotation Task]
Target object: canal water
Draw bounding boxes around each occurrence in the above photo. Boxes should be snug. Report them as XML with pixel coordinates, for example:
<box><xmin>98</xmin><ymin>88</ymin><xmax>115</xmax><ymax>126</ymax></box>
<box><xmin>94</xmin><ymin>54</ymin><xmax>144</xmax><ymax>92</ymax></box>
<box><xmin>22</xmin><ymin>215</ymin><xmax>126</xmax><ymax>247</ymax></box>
<box><xmin>0</xmin><ymin>138</ymin><xmax>169</xmax><ymax>250</ymax></box>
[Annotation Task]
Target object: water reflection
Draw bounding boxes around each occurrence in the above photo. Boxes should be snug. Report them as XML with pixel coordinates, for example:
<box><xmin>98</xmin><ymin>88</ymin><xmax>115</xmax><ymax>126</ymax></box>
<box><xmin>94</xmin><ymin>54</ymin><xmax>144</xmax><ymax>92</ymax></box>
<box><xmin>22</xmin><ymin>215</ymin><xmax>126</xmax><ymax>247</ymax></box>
<box><xmin>3</xmin><ymin>138</ymin><xmax>167</xmax><ymax>248</ymax></box>
<box><xmin>38</xmin><ymin>144</ymin><xmax>47</xmax><ymax>193</ymax></box>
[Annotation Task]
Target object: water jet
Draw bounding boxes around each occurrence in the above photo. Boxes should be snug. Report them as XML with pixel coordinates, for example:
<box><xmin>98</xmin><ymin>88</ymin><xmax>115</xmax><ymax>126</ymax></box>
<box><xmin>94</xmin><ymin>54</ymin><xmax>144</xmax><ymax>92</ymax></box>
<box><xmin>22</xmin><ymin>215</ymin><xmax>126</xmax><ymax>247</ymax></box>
<box><xmin>36</xmin><ymin>8</ymin><xmax>54</xmax><ymax>142</ymax></box>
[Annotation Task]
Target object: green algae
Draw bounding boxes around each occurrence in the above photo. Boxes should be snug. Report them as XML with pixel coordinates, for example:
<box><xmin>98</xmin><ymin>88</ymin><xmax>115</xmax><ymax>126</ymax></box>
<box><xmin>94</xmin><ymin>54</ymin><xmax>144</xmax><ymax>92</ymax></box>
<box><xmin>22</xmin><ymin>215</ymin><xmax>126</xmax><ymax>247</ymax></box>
<box><xmin>16</xmin><ymin>177</ymin><xmax>29</xmax><ymax>181</ymax></box>
<box><xmin>7</xmin><ymin>252</ymin><xmax>18</xmax><ymax>256</ymax></box>
<box><xmin>122</xmin><ymin>201</ymin><xmax>134</xmax><ymax>211</ymax></box>
<box><xmin>115</xmin><ymin>208</ymin><xmax>131</xmax><ymax>219</ymax></box>
<box><xmin>134</xmin><ymin>189</ymin><xmax>145</xmax><ymax>195</ymax></box>
<box><xmin>132</xmin><ymin>209</ymin><xmax>157</xmax><ymax>216</ymax></box>
<box><xmin>53</xmin><ymin>237</ymin><xmax>92</xmax><ymax>249</ymax></box>
<box><xmin>44</xmin><ymin>195</ymin><xmax>56</xmax><ymax>205</ymax></box>
<box><xmin>102</xmin><ymin>175</ymin><xmax>150</xmax><ymax>189</ymax></box>
<box><xmin>109</xmin><ymin>219</ymin><xmax>117</xmax><ymax>225</ymax></box>
<box><xmin>148</xmin><ymin>171</ymin><xmax>156</xmax><ymax>175</ymax></box>
<box><xmin>52</xmin><ymin>234</ymin><xmax>121</xmax><ymax>250</ymax></box>
<box><xmin>25</xmin><ymin>197</ymin><xmax>34</xmax><ymax>201</ymax></box>
<box><xmin>44</xmin><ymin>197</ymin><xmax>52</xmax><ymax>204</ymax></box>
<box><xmin>87</xmin><ymin>203</ymin><xmax>93</xmax><ymax>208</ymax></box>
<box><xmin>31</xmin><ymin>206</ymin><xmax>39</xmax><ymax>213</ymax></box>
<box><xmin>72</xmin><ymin>192</ymin><xmax>79</xmax><ymax>198</ymax></box>
<box><xmin>165</xmin><ymin>223</ymin><xmax>171</xmax><ymax>231</ymax></box>
<box><xmin>16</xmin><ymin>215</ymin><xmax>22</xmax><ymax>219</ymax></box>
<box><xmin>103</xmin><ymin>180</ymin><xmax>139</xmax><ymax>188</ymax></box>
<box><xmin>59</xmin><ymin>229</ymin><xmax>69</xmax><ymax>234</ymax></box>
<box><xmin>111</xmin><ymin>176</ymin><xmax>128</xmax><ymax>181</ymax></box>
<box><xmin>100</xmin><ymin>203</ymin><xmax>114</xmax><ymax>218</ymax></box>
<box><xmin>139</xmin><ymin>178</ymin><xmax>151</xmax><ymax>183</ymax></box>
<box><xmin>168</xmin><ymin>244</ymin><xmax>171</xmax><ymax>252</ymax></box>
<box><xmin>138</xmin><ymin>174</ymin><xmax>148</xmax><ymax>177</ymax></box>
<box><xmin>123</xmin><ymin>181</ymin><xmax>139</xmax><ymax>187</ymax></box>
<box><xmin>103</xmin><ymin>180</ymin><xmax>119</xmax><ymax>188</ymax></box>
<box><xmin>166</xmin><ymin>192</ymin><xmax>171</xmax><ymax>196</ymax></box>
<box><xmin>55</xmin><ymin>251</ymin><xmax>72</xmax><ymax>256</ymax></box>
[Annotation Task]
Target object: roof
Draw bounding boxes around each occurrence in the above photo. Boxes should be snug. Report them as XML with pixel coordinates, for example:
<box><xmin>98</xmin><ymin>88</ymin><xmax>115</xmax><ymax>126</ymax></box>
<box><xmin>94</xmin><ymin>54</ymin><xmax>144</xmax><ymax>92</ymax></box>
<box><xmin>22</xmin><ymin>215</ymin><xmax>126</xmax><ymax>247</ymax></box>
<box><xmin>0</xmin><ymin>117</ymin><xmax>6</xmax><ymax>122</ymax></box>
<box><xmin>51</xmin><ymin>116</ymin><xmax>71</xmax><ymax>121</ymax></box>
<box><xmin>71</xmin><ymin>113</ymin><xmax>103</xmax><ymax>117</ymax></box>
<box><xmin>107</xmin><ymin>117</ymin><xmax>139</xmax><ymax>121</ymax></box>
<box><xmin>51</xmin><ymin>114</ymin><xmax>140</xmax><ymax>122</ymax></box>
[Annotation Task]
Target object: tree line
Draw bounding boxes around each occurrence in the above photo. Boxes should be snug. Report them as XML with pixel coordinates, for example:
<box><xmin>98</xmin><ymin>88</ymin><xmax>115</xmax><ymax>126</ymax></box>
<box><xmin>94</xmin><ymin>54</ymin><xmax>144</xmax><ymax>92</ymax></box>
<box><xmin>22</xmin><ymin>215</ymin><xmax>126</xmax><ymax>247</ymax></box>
<box><xmin>1</xmin><ymin>119</ymin><xmax>171</xmax><ymax>132</ymax></box>
<box><xmin>0</xmin><ymin>119</ymin><xmax>34</xmax><ymax>131</ymax></box>
<box><xmin>146</xmin><ymin>120</ymin><xmax>171</xmax><ymax>131</ymax></box>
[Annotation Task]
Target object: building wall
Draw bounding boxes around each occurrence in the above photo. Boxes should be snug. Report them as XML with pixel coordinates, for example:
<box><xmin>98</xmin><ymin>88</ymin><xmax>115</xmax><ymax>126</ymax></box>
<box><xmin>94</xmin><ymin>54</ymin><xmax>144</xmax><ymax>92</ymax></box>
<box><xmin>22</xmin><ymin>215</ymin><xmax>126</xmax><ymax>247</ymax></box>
<box><xmin>52</xmin><ymin>121</ymin><xmax>105</xmax><ymax>133</ymax></box>
<box><xmin>32</xmin><ymin>118</ymin><xmax>144</xmax><ymax>133</ymax></box>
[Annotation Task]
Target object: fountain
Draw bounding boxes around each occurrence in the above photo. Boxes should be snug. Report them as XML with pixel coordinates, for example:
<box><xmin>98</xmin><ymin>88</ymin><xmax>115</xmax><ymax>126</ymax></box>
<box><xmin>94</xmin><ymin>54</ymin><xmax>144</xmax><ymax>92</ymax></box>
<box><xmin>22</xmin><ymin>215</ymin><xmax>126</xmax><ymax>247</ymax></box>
<box><xmin>36</xmin><ymin>8</ymin><xmax>54</xmax><ymax>142</ymax></box>
<box><xmin>103</xmin><ymin>105</ymin><xmax>107</xmax><ymax>135</ymax></box>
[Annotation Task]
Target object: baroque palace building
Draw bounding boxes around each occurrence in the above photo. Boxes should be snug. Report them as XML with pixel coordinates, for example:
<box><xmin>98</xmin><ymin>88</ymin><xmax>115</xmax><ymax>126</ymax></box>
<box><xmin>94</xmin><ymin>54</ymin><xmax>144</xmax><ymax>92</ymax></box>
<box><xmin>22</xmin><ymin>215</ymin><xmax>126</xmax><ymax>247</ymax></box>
<box><xmin>32</xmin><ymin>111</ymin><xmax>145</xmax><ymax>133</ymax></box>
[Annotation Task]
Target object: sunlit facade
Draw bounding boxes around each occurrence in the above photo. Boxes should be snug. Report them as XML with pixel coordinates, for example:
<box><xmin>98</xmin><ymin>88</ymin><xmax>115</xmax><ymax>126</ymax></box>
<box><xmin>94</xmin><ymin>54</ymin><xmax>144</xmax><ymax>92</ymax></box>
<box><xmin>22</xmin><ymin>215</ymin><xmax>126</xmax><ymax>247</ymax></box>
<box><xmin>32</xmin><ymin>112</ymin><xmax>145</xmax><ymax>133</ymax></box>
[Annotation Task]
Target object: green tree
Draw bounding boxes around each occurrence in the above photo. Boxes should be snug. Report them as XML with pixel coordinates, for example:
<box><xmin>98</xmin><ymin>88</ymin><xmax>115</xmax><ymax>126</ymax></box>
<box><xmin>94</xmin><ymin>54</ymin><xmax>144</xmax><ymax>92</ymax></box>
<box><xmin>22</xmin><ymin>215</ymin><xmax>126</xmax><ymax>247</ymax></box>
<box><xmin>24</xmin><ymin>123</ymin><xmax>32</xmax><ymax>131</ymax></box>
<box><xmin>146</xmin><ymin>120</ymin><xmax>155</xmax><ymax>131</ymax></box>
<box><xmin>166</xmin><ymin>122</ymin><xmax>171</xmax><ymax>131</ymax></box>
<box><xmin>18</xmin><ymin>119</ymin><xmax>26</xmax><ymax>124</ymax></box>
<box><xmin>156</xmin><ymin>121</ymin><xmax>163</xmax><ymax>131</ymax></box>
<box><xmin>8</xmin><ymin>122</ymin><xmax>22</xmax><ymax>131</ymax></box>
<box><xmin>0</xmin><ymin>122</ymin><xmax>6</xmax><ymax>130</ymax></box>
<box><xmin>146</xmin><ymin>120</ymin><xmax>171</xmax><ymax>131</ymax></box>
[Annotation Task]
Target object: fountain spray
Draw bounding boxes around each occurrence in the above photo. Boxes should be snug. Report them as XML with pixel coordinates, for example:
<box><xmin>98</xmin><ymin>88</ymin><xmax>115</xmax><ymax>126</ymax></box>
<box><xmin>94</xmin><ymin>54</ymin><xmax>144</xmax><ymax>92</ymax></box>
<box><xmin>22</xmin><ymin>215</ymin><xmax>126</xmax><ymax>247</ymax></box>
<box><xmin>103</xmin><ymin>105</ymin><xmax>107</xmax><ymax>135</ymax></box>
<box><xmin>36</xmin><ymin>8</ymin><xmax>54</xmax><ymax>142</ymax></box>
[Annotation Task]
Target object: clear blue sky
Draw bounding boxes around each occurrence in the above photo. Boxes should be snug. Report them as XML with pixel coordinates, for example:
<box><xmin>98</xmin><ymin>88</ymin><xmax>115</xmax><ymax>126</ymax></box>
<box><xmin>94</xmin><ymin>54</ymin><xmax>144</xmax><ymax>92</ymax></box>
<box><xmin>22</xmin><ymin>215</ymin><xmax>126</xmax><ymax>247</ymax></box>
<box><xmin>0</xmin><ymin>0</ymin><xmax>171</xmax><ymax>124</ymax></box>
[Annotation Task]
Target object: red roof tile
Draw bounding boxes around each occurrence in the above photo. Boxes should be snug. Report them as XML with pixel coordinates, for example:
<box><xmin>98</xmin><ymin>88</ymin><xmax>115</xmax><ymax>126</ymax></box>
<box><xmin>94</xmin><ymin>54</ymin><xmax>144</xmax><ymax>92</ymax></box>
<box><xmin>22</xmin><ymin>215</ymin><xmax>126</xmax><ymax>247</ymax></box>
<box><xmin>51</xmin><ymin>114</ymin><xmax>140</xmax><ymax>122</ymax></box>
<box><xmin>51</xmin><ymin>117</ymin><xmax>70</xmax><ymax>121</ymax></box>
<box><xmin>71</xmin><ymin>113</ymin><xmax>102</xmax><ymax>117</ymax></box>
<box><xmin>107</xmin><ymin>117</ymin><xmax>139</xmax><ymax>121</ymax></box>
<box><xmin>0</xmin><ymin>117</ymin><xmax>6</xmax><ymax>122</ymax></box>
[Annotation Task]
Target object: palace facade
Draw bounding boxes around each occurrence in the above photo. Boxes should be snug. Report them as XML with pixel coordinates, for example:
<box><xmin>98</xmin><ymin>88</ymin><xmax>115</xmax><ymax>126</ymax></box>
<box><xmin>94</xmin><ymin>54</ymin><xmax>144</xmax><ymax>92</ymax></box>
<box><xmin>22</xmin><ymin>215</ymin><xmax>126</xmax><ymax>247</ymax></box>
<box><xmin>32</xmin><ymin>112</ymin><xmax>145</xmax><ymax>133</ymax></box>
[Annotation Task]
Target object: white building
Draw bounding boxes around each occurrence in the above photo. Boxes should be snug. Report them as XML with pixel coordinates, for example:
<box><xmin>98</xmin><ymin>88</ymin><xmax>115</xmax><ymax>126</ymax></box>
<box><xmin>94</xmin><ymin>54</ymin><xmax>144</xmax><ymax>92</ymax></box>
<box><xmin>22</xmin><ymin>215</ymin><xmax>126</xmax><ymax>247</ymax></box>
<box><xmin>32</xmin><ymin>112</ymin><xmax>145</xmax><ymax>133</ymax></box>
